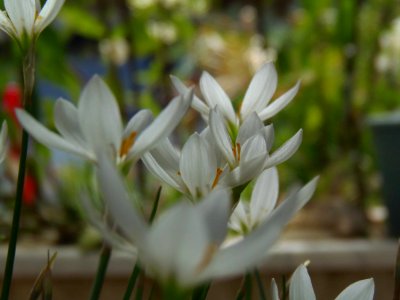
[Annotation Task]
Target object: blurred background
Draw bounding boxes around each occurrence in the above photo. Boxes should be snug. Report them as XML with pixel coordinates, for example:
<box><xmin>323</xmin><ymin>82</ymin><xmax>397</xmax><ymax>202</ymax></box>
<box><xmin>0</xmin><ymin>0</ymin><xmax>400</xmax><ymax>249</ymax></box>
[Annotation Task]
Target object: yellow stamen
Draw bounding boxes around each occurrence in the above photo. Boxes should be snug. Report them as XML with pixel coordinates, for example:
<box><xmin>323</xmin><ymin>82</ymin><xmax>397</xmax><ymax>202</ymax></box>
<box><xmin>119</xmin><ymin>131</ymin><xmax>137</xmax><ymax>157</ymax></box>
<box><xmin>231</xmin><ymin>143</ymin><xmax>241</xmax><ymax>161</ymax></box>
<box><xmin>212</xmin><ymin>168</ymin><xmax>223</xmax><ymax>189</ymax></box>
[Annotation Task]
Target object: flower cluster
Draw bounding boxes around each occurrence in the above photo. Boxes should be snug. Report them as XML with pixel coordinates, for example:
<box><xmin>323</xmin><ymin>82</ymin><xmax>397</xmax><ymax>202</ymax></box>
<box><xmin>12</xmin><ymin>50</ymin><xmax>374</xmax><ymax>296</ymax></box>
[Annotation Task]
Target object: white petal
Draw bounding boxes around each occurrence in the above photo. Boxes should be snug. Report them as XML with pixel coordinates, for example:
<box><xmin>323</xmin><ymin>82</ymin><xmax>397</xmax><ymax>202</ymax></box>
<box><xmin>0</xmin><ymin>121</ymin><xmax>8</xmax><ymax>163</ymax></box>
<box><xmin>142</xmin><ymin>152</ymin><xmax>184</xmax><ymax>193</ymax></box>
<box><xmin>200</xmin><ymin>72</ymin><xmax>236</xmax><ymax>124</ymax></box>
<box><xmin>258</xmin><ymin>81</ymin><xmax>300</xmax><ymax>121</ymax></box>
<box><xmin>250</xmin><ymin>167</ymin><xmax>279</xmax><ymax>223</ymax></box>
<box><xmin>34</xmin><ymin>0</ymin><xmax>65</xmax><ymax>35</ymax></box>
<box><xmin>16</xmin><ymin>109</ymin><xmax>94</xmax><ymax>160</ymax></box>
<box><xmin>170</xmin><ymin>75</ymin><xmax>209</xmax><ymax>120</ymax></box>
<box><xmin>129</xmin><ymin>89</ymin><xmax>192</xmax><ymax>159</ymax></box>
<box><xmin>54</xmin><ymin>98</ymin><xmax>88</xmax><ymax>149</ymax></box>
<box><xmin>180</xmin><ymin>133</ymin><xmax>216</xmax><ymax>198</ymax></box>
<box><xmin>0</xmin><ymin>11</ymin><xmax>16</xmax><ymax>37</ymax></box>
<box><xmin>290</xmin><ymin>265</ymin><xmax>316</xmax><ymax>300</ymax></box>
<box><xmin>78</xmin><ymin>75</ymin><xmax>123</xmax><ymax>154</ymax></box>
<box><xmin>143</xmin><ymin>202</ymin><xmax>209</xmax><ymax>286</ymax></box>
<box><xmin>123</xmin><ymin>109</ymin><xmax>153</xmax><ymax>137</ymax></box>
<box><xmin>271</xmin><ymin>279</ymin><xmax>280</xmax><ymax>300</ymax></box>
<box><xmin>264</xmin><ymin>124</ymin><xmax>275</xmax><ymax>152</ymax></box>
<box><xmin>240</xmin><ymin>63</ymin><xmax>278</xmax><ymax>119</ymax></box>
<box><xmin>5</xmin><ymin>0</ymin><xmax>36</xmax><ymax>37</ymax></box>
<box><xmin>229</xmin><ymin>201</ymin><xmax>250</xmax><ymax>233</ymax></box>
<box><xmin>240</xmin><ymin>133</ymin><xmax>268</xmax><ymax>163</ymax></box>
<box><xmin>236</xmin><ymin>112</ymin><xmax>264</xmax><ymax>146</ymax></box>
<box><xmin>264</xmin><ymin>129</ymin><xmax>302</xmax><ymax>169</ymax></box>
<box><xmin>197</xmin><ymin>189</ymin><xmax>231</xmax><ymax>244</ymax></box>
<box><xmin>209</xmin><ymin>108</ymin><xmax>235</xmax><ymax>167</ymax></box>
<box><xmin>97</xmin><ymin>153</ymin><xmax>148</xmax><ymax>243</ymax></box>
<box><xmin>147</xmin><ymin>138</ymin><xmax>180</xmax><ymax>174</ymax></box>
<box><xmin>200</xmin><ymin>177</ymin><xmax>318</xmax><ymax>279</ymax></box>
<box><xmin>220</xmin><ymin>151</ymin><xmax>267</xmax><ymax>188</ymax></box>
<box><xmin>335</xmin><ymin>278</ymin><xmax>374</xmax><ymax>300</ymax></box>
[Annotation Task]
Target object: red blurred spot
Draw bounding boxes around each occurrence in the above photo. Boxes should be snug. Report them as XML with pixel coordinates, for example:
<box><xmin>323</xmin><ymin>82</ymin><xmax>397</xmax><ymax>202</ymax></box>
<box><xmin>23</xmin><ymin>174</ymin><xmax>37</xmax><ymax>206</ymax></box>
<box><xmin>3</xmin><ymin>83</ymin><xmax>22</xmax><ymax>124</ymax></box>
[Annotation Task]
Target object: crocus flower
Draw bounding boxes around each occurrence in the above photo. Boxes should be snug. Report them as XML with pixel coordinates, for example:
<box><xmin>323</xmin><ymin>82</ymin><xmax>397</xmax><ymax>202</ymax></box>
<box><xmin>171</xmin><ymin>62</ymin><xmax>300</xmax><ymax>125</ymax></box>
<box><xmin>88</xmin><ymin>154</ymin><xmax>318</xmax><ymax>289</ymax></box>
<box><xmin>0</xmin><ymin>0</ymin><xmax>64</xmax><ymax>42</ymax></box>
<box><xmin>271</xmin><ymin>264</ymin><xmax>374</xmax><ymax>300</ymax></box>
<box><xmin>16</xmin><ymin>75</ymin><xmax>193</xmax><ymax>164</ymax></box>
<box><xmin>0</xmin><ymin>121</ymin><xmax>8</xmax><ymax>163</ymax></box>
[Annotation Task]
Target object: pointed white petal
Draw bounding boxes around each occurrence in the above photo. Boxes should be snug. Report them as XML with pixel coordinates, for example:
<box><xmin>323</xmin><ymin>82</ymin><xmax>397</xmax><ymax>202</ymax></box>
<box><xmin>200</xmin><ymin>72</ymin><xmax>236</xmax><ymax>124</ymax></box>
<box><xmin>290</xmin><ymin>265</ymin><xmax>316</xmax><ymax>300</ymax></box>
<box><xmin>147</xmin><ymin>138</ymin><xmax>180</xmax><ymax>173</ymax></box>
<box><xmin>143</xmin><ymin>202</ymin><xmax>209</xmax><ymax>286</ymax></box>
<box><xmin>271</xmin><ymin>279</ymin><xmax>280</xmax><ymax>300</ymax></box>
<box><xmin>209</xmin><ymin>108</ymin><xmax>235</xmax><ymax>167</ymax></box>
<box><xmin>34</xmin><ymin>0</ymin><xmax>65</xmax><ymax>35</ymax></box>
<box><xmin>97</xmin><ymin>153</ymin><xmax>148</xmax><ymax>243</ymax></box>
<box><xmin>240</xmin><ymin>133</ymin><xmax>268</xmax><ymax>163</ymax></box>
<box><xmin>142</xmin><ymin>152</ymin><xmax>184</xmax><ymax>193</ymax></box>
<box><xmin>54</xmin><ymin>98</ymin><xmax>88</xmax><ymax>149</ymax></box>
<box><xmin>264</xmin><ymin>124</ymin><xmax>275</xmax><ymax>152</ymax></box>
<box><xmin>197</xmin><ymin>189</ymin><xmax>230</xmax><ymax>244</ymax></box>
<box><xmin>200</xmin><ymin>126</ymin><xmax>226</xmax><ymax>167</ymax></box>
<box><xmin>229</xmin><ymin>201</ymin><xmax>250</xmax><ymax>233</ymax></box>
<box><xmin>236</xmin><ymin>112</ymin><xmax>264</xmax><ymax>146</ymax></box>
<box><xmin>258</xmin><ymin>81</ymin><xmax>300</xmax><ymax>121</ymax></box>
<box><xmin>16</xmin><ymin>109</ymin><xmax>94</xmax><ymax>160</ymax></box>
<box><xmin>264</xmin><ymin>129</ymin><xmax>302</xmax><ymax>169</ymax></box>
<box><xmin>170</xmin><ymin>75</ymin><xmax>209</xmax><ymax>119</ymax></box>
<box><xmin>123</xmin><ymin>109</ymin><xmax>153</xmax><ymax>137</ymax></box>
<box><xmin>220</xmin><ymin>151</ymin><xmax>267</xmax><ymax>188</ymax></box>
<box><xmin>78</xmin><ymin>75</ymin><xmax>123</xmax><ymax>154</ymax></box>
<box><xmin>200</xmin><ymin>177</ymin><xmax>318</xmax><ymax>279</ymax></box>
<box><xmin>335</xmin><ymin>278</ymin><xmax>374</xmax><ymax>300</ymax></box>
<box><xmin>0</xmin><ymin>121</ymin><xmax>8</xmax><ymax>163</ymax></box>
<box><xmin>129</xmin><ymin>89</ymin><xmax>192</xmax><ymax>159</ymax></box>
<box><xmin>180</xmin><ymin>133</ymin><xmax>216</xmax><ymax>198</ymax></box>
<box><xmin>250</xmin><ymin>167</ymin><xmax>279</xmax><ymax>223</ymax></box>
<box><xmin>5</xmin><ymin>0</ymin><xmax>36</xmax><ymax>37</ymax></box>
<box><xmin>0</xmin><ymin>11</ymin><xmax>17</xmax><ymax>37</ymax></box>
<box><xmin>240</xmin><ymin>63</ymin><xmax>278</xmax><ymax>119</ymax></box>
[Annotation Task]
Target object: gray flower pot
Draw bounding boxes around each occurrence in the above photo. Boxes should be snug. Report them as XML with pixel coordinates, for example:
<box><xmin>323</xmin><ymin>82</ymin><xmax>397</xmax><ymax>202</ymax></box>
<box><xmin>369</xmin><ymin>112</ymin><xmax>400</xmax><ymax>237</ymax></box>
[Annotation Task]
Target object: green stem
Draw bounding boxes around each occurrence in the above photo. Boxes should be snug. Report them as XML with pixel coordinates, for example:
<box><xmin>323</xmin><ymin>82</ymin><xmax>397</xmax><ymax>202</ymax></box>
<box><xmin>254</xmin><ymin>269</ymin><xmax>266</xmax><ymax>300</ymax></box>
<box><xmin>123</xmin><ymin>264</ymin><xmax>142</xmax><ymax>300</ymax></box>
<box><xmin>0</xmin><ymin>44</ymin><xmax>36</xmax><ymax>300</ymax></box>
<box><xmin>89</xmin><ymin>245</ymin><xmax>112</xmax><ymax>300</ymax></box>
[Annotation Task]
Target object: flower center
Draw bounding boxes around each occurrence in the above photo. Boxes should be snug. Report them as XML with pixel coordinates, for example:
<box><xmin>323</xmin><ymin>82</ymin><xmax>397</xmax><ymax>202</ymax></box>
<box><xmin>119</xmin><ymin>131</ymin><xmax>137</xmax><ymax>158</ymax></box>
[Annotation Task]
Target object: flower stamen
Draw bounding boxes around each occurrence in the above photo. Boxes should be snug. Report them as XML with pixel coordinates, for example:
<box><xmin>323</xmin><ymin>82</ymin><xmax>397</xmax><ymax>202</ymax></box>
<box><xmin>212</xmin><ymin>168</ymin><xmax>223</xmax><ymax>189</ymax></box>
<box><xmin>119</xmin><ymin>131</ymin><xmax>137</xmax><ymax>158</ymax></box>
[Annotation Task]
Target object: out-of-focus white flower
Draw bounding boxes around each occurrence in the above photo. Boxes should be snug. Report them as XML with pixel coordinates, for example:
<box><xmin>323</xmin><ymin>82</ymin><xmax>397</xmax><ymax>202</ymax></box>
<box><xmin>89</xmin><ymin>154</ymin><xmax>318</xmax><ymax>288</ymax></box>
<box><xmin>271</xmin><ymin>264</ymin><xmax>374</xmax><ymax>300</ymax></box>
<box><xmin>245</xmin><ymin>35</ymin><xmax>277</xmax><ymax>73</ymax></box>
<box><xmin>376</xmin><ymin>17</ymin><xmax>400</xmax><ymax>75</ymax></box>
<box><xmin>171</xmin><ymin>62</ymin><xmax>300</xmax><ymax>125</ymax></box>
<box><xmin>229</xmin><ymin>167</ymin><xmax>279</xmax><ymax>235</ymax></box>
<box><xmin>147</xmin><ymin>20</ymin><xmax>177</xmax><ymax>44</ymax></box>
<box><xmin>99</xmin><ymin>37</ymin><xmax>130</xmax><ymax>66</ymax></box>
<box><xmin>129</xmin><ymin>0</ymin><xmax>155</xmax><ymax>10</ymax></box>
<box><xmin>0</xmin><ymin>121</ymin><xmax>8</xmax><ymax>163</ymax></box>
<box><xmin>0</xmin><ymin>0</ymin><xmax>64</xmax><ymax>42</ymax></box>
<box><xmin>16</xmin><ymin>75</ymin><xmax>192</xmax><ymax>164</ymax></box>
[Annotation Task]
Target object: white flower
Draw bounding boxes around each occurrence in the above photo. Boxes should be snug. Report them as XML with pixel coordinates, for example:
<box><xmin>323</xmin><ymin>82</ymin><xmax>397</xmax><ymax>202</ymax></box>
<box><xmin>271</xmin><ymin>264</ymin><xmax>374</xmax><ymax>300</ymax></box>
<box><xmin>0</xmin><ymin>121</ymin><xmax>8</xmax><ymax>163</ymax></box>
<box><xmin>229</xmin><ymin>167</ymin><xmax>279</xmax><ymax>235</ymax></box>
<box><xmin>171</xmin><ymin>62</ymin><xmax>300</xmax><ymax>125</ymax></box>
<box><xmin>16</xmin><ymin>75</ymin><xmax>193</xmax><ymax>164</ymax></box>
<box><xmin>89</xmin><ymin>154</ymin><xmax>318</xmax><ymax>288</ymax></box>
<box><xmin>209</xmin><ymin>108</ymin><xmax>303</xmax><ymax>171</ymax></box>
<box><xmin>0</xmin><ymin>0</ymin><xmax>64</xmax><ymax>41</ymax></box>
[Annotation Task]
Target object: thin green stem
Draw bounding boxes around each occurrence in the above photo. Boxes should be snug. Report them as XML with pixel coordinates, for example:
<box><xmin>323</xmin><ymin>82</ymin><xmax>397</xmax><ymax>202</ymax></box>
<box><xmin>123</xmin><ymin>264</ymin><xmax>142</xmax><ymax>300</ymax></box>
<box><xmin>235</xmin><ymin>274</ymin><xmax>252</xmax><ymax>300</ymax></box>
<box><xmin>1</xmin><ymin>44</ymin><xmax>36</xmax><ymax>300</ymax></box>
<box><xmin>89</xmin><ymin>245</ymin><xmax>112</xmax><ymax>300</ymax></box>
<box><xmin>254</xmin><ymin>269</ymin><xmax>266</xmax><ymax>300</ymax></box>
<box><xmin>192</xmin><ymin>282</ymin><xmax>211</xmax><ymax>300</ymax></box>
